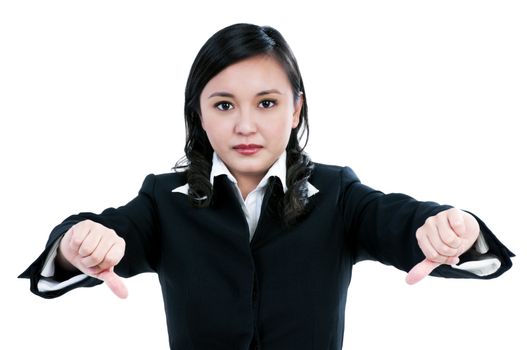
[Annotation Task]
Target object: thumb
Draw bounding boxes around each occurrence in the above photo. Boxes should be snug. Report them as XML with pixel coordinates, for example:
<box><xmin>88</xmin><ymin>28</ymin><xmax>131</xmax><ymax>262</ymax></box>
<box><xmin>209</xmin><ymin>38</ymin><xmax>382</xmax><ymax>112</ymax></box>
<box><xmin>406</xmin><ymin>259</ymin><xmax>441</xmax><ymax>285</ymax></box>
<box><xmin>97</xmin><ymin>269</ymin><xmax>128</xmax><ymax>299</ymax></box>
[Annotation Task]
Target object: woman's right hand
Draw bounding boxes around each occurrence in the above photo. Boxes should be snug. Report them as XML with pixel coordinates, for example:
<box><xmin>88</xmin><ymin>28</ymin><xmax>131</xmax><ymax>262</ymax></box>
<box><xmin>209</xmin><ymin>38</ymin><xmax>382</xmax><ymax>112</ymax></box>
<box><xmin>57</xmin><ymin>219</ymin><xmax>128</xmax><ymax>299</ymax></box>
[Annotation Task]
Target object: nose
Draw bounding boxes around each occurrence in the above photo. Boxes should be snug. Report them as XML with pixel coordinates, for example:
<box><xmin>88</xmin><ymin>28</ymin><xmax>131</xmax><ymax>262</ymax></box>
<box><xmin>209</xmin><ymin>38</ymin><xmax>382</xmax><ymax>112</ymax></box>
<box><xmin>234</xmin><ymin>108</ymin><xmax>257</xmax><ymax>135</ymax></box>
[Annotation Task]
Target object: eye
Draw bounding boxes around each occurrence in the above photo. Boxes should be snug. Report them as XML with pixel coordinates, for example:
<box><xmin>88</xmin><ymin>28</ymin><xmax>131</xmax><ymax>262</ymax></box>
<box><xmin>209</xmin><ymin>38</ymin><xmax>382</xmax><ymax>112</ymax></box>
<box><xmin>215</xmin><ymin>101</ymin><xmax>234</xmax><ymax>111</ymax></box>
<box><xmin>259</xmin><ymin>99</ymin><xmax>277</xmax><ymax>109</ymax></box>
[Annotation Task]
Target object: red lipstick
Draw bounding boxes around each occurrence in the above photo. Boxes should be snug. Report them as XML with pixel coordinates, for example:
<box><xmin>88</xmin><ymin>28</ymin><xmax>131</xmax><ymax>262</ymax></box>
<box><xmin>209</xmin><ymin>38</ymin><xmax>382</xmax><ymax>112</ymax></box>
<box><xmin>233</xmin><ymin>144</ymin><xmax>263</xmax><ymax>155</ymax></box>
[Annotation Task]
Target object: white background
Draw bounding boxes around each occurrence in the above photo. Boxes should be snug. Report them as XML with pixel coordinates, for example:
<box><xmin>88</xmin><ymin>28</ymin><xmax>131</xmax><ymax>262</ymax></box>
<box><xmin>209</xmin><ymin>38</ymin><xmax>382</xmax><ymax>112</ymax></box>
<box><xmin>1</xmin><ymin>1</ymin><xmax>525</xmax><ymax>349</ymax></box>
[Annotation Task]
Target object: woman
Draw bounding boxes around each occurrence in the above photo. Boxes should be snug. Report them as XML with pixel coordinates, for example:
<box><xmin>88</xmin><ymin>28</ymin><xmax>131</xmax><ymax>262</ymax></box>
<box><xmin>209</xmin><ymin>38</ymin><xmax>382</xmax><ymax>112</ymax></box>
<box><xmin>20</xmin><ymin>23</ymin><xmax>514</xmax><ymax>350</ymax></box>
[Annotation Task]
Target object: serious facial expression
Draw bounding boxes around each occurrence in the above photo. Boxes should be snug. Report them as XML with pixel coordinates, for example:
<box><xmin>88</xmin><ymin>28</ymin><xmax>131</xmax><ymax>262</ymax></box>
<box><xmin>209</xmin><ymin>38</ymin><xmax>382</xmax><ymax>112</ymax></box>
<box><xmin>199</xmin><ymin>54</ymin><xmax>303</xmax><ymax>184</ymax></box>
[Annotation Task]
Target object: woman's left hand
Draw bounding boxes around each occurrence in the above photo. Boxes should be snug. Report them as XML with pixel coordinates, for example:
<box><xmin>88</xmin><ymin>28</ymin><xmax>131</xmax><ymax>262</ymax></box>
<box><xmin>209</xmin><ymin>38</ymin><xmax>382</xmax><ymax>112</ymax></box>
<box><xmin>406</xmin><ymin>208</ymin><xmax>480</xmax><ymax>284</ymax></box>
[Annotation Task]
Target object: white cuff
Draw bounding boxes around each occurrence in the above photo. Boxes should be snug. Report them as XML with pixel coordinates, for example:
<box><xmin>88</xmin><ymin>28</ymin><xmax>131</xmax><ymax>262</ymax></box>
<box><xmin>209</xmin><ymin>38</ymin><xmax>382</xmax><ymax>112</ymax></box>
<box><xmin>452</xmin><ymin>231</ymin><xmax>500</xmax><ymax>276</ymax></box>
<box><xmin>41</xmin><ymin>239</ymin><xmax>60</xmax><ymax>278</ymax></box>
<box><xmin>37</xmin><ymin>239</ymin><xmax>88</xmax><ymax>292</ymax></box>
<box><xmin>453</xmin><ymin>257</ymin><xmax>501</xmax><ymax>276</ymax></box>
<box><xmin>37</xmin><ymin>274</ymin><xmax>90</xmax><ymax>292</ymax></box>
<box><xmin>473</xmin><ymin>231</ymin><xmax>490</xmax><ymax>254</ymax></box>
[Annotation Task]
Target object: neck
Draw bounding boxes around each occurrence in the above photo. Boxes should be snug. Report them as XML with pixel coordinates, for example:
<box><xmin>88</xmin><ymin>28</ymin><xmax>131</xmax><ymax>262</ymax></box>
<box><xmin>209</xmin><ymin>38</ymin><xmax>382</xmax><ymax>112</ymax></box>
<box><xmin>235</xmin><ymin>174</ymin><xmax>264</xmax><ymax>200</ymax></box>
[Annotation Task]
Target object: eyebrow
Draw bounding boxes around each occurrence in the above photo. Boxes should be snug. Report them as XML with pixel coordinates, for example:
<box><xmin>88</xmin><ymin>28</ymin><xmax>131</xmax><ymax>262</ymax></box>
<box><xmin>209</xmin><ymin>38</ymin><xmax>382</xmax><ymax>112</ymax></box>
<box><xmin>208</xmin><ymin>89</ymin><xmax>283</xmax><ymax>99</ymax></box>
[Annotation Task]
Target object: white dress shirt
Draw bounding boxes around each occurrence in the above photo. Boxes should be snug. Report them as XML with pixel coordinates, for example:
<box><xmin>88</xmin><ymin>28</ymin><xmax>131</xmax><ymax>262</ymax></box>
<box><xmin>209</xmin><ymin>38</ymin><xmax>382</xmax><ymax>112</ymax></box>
<box><xmin>37</xmin><ymin>151</ymin><xmax>498</xmax><ymax>292</ymax></box>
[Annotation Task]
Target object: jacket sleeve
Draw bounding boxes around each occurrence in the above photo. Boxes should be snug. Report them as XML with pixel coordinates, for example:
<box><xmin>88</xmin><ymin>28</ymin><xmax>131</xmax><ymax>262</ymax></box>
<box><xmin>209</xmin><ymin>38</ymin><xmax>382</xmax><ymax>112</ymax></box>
<box><xmin>339</xmin><ymin>166</ymin><xmax>514</xmax><ymax>279</ymax></box>
<box><xmin>18</xmin><ymin>173</ymin><xmax>160</xmax><ymax>298</ymax></box>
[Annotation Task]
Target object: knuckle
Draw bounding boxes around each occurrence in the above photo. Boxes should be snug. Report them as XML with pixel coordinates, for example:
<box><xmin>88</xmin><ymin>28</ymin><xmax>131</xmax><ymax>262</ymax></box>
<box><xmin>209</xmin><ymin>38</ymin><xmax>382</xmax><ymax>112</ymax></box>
<box><xmin>105</xmin><ymin>255</ymin><xmax>120</xmax><ymax>267</ymax></box>
<box><xmin>95</xmin><ymin>222</ymin><xmax>107</xmax><ymax>230</ymax></box>
<box><xmin>63</xmin><ymin>227</ymin><xmax>73</xmax><ymax>239</ymax></box>
<box><xmin>426</xmin><ymin>217</ymin><xmax>437</xmax><ymax>228</ymax></box>
<box><xmin>425</xmin><ymin>217</ymin><xmax>434</xmax><ymax>225</ymax></box>
<box><xmin>78</xmin><ymin>219</ymin><xmax>91</xmax><ymax>228</ymax></box>
<box><xmin>429</xmin><ymin>251</ymin><xmax>441</xmax><ymax>261</ymax></box>
<box><xmin>450</xmin><ymin>207</ymin><xmax>461</xmax><ymax>215</ymax></box>
<box><xmin>78</xmin><ymin>245</ymin><xmax>92</xmax><ymax>257</ymax></box>
<box><xmin>99</xmin><ymin>225</ymin><xmax>115</xmax><ymax>238</ymax></box>
<box><xmin>443</xmin><ymin>235</ymin><xmax>457</xmax><ymax>246</ymax></box>
<box><xmin>81</xmin><ymin>255</ymin><xmax>96</xmax><ymax>267</ymax></box>
<box><xmin>90</xmin><ymin>251</ymin><xmax>105</xmax><ymax>265</ymax></box>
<box><xmin>435</xmin><ymin>244</ymin><xmax>447</xmax><ymax>254</ymax></box>
<box><xmin>71</xmin><ymin>236</ymin><xmax>84</xmax><ymax>248</ymax></box>
<box><xmin>438</xmin><ymin>245</ymin><xmax>455</xmax><ymax>256</ymax></box>
<box><xmin>453</xmin><ymin>221</ymin><xmax>464</xmax><ymax>229</ymax></box>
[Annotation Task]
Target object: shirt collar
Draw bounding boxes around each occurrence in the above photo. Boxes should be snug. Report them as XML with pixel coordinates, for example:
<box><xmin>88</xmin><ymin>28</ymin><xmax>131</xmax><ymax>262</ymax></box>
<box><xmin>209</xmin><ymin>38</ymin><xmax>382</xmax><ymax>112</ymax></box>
<box><xmin>172</xmin><ymin>151</ymin><xmax>319</xmax><ymax>197</ymax></box>
<box><xmin>210</xmin><ymin>150</ymin><xmax>288</xmax><ymax>193</ymax></box>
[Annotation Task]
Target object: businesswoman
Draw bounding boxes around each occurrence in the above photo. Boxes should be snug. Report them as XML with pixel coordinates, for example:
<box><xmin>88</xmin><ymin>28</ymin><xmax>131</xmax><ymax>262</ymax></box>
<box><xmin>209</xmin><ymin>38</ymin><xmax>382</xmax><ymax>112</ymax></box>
<box><xmin>21</xmin><ymin>23</ymin><xmax>514</xmax><ymax>350</ymax></box>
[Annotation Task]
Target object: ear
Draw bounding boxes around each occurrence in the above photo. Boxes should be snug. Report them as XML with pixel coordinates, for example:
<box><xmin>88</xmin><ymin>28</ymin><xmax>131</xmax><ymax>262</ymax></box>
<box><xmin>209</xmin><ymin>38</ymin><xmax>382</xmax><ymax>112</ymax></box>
<box><xmin>292</xmin><ymin>93</ymin><xmax>304</xmax><ymax>129</ymax></box>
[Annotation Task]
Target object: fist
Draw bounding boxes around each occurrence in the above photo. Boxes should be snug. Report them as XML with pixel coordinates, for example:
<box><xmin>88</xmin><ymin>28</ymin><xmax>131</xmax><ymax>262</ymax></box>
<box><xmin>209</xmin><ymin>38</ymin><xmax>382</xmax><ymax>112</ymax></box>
<box><xmin>406</xmin><ymin>208</ymin><xmax>480</xmax><ymax>284</ymax></box>
<box><xmin>58</xmin><ymin>219</ymin><xmax>128</xmax><ymax>298</ymax></box>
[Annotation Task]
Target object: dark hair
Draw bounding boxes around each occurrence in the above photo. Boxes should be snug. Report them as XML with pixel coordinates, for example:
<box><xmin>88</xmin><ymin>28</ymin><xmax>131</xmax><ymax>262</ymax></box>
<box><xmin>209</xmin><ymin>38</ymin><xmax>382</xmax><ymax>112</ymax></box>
<box><xmin>173</xmin><ymin>23</ymin><xmax>314</xmax><ymax>226</ymax></box>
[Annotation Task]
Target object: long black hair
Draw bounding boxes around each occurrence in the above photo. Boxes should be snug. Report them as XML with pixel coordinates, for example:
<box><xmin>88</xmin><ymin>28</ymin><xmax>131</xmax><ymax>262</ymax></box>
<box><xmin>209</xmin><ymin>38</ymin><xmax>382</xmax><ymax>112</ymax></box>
<box><xmin>173</xmin><ymin>23</ymin><xmax>314</xmax><ymax>226</ymax></box>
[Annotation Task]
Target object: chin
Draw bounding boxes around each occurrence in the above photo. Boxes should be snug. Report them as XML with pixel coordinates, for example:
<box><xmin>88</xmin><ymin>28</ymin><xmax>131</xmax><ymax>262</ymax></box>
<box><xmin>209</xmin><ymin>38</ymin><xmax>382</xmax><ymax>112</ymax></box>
<box><xmin>233</xmin><ymin>162</ymin><xmax>270</xmax><ymax>175</ymax></box>
<box><xmin>227</xmin><ymin>153</ymin><xmax>273</xmax><ymax>172</ymax></box>
<box><xmin>235</xmin><ymin>164</ymin><xmax>267</xmax><ymax>173</ymax></box>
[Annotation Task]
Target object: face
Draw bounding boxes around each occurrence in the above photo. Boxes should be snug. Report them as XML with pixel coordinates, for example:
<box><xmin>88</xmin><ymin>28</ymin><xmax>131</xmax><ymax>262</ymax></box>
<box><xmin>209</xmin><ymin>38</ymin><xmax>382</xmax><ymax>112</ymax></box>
<box><xmin>199</xmin><ymin>54</ymin><xmax>303</xmax><ymax>184</ymax></box>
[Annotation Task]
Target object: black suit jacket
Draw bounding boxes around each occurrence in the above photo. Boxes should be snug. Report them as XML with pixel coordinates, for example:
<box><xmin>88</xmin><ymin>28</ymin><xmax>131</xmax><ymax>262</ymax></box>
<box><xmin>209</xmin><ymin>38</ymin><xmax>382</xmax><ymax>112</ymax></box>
<box><xmin>20</xmin><ymin>163</ymin><xmax>514</xmax><ymax>350</ymax></box>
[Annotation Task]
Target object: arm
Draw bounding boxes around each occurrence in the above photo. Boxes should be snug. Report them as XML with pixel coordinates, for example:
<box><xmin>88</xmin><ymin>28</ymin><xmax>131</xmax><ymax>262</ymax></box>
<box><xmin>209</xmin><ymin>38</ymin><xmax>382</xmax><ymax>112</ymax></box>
<box><xmin>339</xmin><ymin>167</ymin><xmax>514</xmax><ymax>280</ymax></box>
<box><xmin>406</xmin><ymin>208</ymin><xmax>481</xmax><ymax>284</ymax></box>
<box><xmin>416</xmin><ymin>209</ymin><xmax>514</xmax><ymax>280</ymax></box>
<box><xmin>19</xmin><ymin>173</ymin><xmax>160</xmax><ymax>298</ymax></box>
<box><xmin>58</xmin><ymin>219</ymin><xmax>129</xmax><ymax>298</ymax></box>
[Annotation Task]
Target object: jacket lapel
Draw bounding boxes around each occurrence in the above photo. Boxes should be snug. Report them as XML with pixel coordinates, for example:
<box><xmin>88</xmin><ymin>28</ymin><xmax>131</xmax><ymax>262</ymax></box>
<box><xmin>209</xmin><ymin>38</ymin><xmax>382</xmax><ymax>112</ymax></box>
<box><xmin>250</xmin><ymin>177</ymin><xmax>286</xmax><ymax>249</ymax></box>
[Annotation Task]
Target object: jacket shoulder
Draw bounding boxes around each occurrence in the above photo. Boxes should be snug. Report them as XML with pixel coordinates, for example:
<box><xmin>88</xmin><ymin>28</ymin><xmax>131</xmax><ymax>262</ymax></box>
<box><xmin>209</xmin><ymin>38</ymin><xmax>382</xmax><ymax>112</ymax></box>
<box><xmin>311</xmin><ymin>162</ymin><xmax>360</xmax><ymax>186</ymax></box>
<box><xmin>143</xmin><ymin>171</ymin><xmax>187</xmax><ymax>193</ymax></box>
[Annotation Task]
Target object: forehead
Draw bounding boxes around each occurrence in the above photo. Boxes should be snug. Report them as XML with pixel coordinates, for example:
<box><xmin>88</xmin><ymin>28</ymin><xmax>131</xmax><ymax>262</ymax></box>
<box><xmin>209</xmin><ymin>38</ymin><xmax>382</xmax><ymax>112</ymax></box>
<box><xmin>202</xmin><ymin>55</ymin><xmax>292</xmax><ymax>96</ymax></box>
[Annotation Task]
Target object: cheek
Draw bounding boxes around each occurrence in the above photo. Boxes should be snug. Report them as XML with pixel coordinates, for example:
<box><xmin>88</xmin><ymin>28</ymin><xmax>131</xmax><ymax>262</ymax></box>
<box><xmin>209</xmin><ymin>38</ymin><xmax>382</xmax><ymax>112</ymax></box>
<box><xmin>202</xmin><ymin>117</ymin><xmax>229</xmax><ymax>147</ymax></box>
<box><xmin>263</xmin><ymin>117</ymin><xmax>293</xmax><ymax>144</ymax></box>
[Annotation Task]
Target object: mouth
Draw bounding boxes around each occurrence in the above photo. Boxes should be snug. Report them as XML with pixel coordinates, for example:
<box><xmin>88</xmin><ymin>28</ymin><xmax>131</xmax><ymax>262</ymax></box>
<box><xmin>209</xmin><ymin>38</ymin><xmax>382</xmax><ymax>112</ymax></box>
<box><xmin>233</xmin><ymin>144</ymin><xmax>263</xmax><ymax>155</ymax></box>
